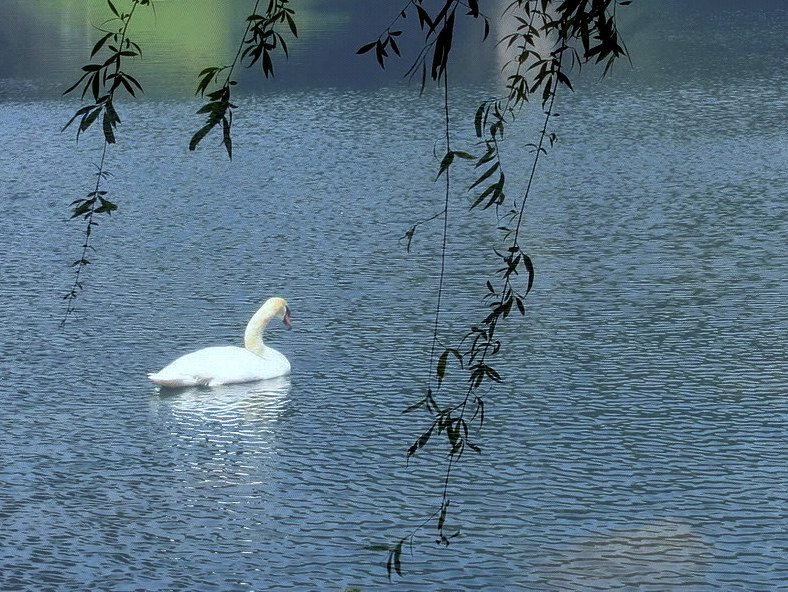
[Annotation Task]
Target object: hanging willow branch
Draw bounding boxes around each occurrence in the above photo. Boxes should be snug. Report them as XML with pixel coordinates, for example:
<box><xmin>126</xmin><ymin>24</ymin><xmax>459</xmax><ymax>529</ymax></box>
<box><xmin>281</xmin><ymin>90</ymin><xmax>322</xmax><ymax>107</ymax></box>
<box><xmin>359</xmin><ymin>0</ymin><xmax>629</xmax><ymax>578</ymax></box>
<box><xmin>61</xmin><ymin>0</ymin><xmax>298</xmax><ymax>322</ymax></box>
<box><xmin>189</xmin><ymin>0</ymin><xmax>298</xmax><ymax>159</ymax></box>
<box><xmin>61</xmin><ymin>0</ymin><xmax>150</xmax><ymax>325</ymax></box>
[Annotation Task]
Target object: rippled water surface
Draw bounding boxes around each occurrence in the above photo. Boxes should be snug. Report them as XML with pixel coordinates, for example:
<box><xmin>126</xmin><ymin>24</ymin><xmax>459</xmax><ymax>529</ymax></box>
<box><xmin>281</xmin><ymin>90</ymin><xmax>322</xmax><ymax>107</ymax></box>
<box><xmin>1</xmin><ymin>2</ymin><xmax>787</xmax><ymax>591</ymax></box>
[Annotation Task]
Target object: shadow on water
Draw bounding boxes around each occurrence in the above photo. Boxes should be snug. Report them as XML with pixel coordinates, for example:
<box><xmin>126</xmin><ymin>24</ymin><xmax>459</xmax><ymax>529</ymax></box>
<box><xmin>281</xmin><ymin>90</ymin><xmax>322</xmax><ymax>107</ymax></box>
<box><xmin>533</xmin><ymin>521</ymin><xmax>713</xmax><ymax>591</ymax></box>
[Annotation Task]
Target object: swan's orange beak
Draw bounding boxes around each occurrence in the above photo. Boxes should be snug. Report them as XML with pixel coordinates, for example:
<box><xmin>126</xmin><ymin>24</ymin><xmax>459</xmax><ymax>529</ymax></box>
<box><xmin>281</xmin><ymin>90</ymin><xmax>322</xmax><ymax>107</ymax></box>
<box><xmin>283</xmin><ymin>307</ymin><xmax>292</xmax><ymax>329</ymax></box>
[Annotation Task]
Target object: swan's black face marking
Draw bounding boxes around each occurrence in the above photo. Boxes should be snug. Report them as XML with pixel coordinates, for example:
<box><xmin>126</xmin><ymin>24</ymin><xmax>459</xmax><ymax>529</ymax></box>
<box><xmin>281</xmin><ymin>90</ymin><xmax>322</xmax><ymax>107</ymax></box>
<box><xmin>283</xmin><ymin>306</ymin><xmax>292</xmax><ymax>329</ymax></box>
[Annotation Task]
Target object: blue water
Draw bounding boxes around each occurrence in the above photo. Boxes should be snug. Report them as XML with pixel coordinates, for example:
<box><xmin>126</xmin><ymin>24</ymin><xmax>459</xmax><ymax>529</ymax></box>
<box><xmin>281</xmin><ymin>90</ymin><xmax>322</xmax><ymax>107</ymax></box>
<box><xmin>1</xmin><ymin>2</ymin><xmax>787</xmax><ymax>590</ymax></box>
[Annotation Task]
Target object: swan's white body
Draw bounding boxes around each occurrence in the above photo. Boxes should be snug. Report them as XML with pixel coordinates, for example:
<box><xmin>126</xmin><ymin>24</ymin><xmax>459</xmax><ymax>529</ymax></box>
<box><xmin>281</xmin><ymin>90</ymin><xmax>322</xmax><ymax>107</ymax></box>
<box><xmin>148</xmin><ymin>297</ymin><xmax>291</xmax><ymax>388</ymax></box>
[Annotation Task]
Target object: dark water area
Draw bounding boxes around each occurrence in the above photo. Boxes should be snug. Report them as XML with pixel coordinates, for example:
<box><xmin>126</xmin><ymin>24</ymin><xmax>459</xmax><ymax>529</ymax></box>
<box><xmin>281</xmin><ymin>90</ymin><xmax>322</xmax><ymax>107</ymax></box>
<box><xmin>1</xmin><ymin>1</ymin><xmax>787</xmax><ymax>590</ymax></box>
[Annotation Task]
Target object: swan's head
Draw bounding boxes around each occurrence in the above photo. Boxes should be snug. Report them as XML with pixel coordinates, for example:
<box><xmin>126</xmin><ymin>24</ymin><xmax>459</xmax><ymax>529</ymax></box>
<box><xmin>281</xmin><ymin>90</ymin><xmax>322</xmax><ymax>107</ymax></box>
<box><xmin>283</xmin><ymin>304</ymin><xmax>292</xmax><ymax>329</ymax></box>
<box><xmin>264</xmin><ymin>296</ymin><xmax>292</xmax><ymax>329</ymax></box>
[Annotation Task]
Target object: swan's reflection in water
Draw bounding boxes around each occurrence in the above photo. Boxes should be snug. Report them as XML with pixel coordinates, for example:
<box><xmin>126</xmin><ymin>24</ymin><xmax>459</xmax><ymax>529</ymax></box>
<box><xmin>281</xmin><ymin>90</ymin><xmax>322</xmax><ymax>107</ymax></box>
<box><xmin>155</xmin><ymin>376</ymin><xmax>291</xmax><ymax>424</ymax></box>
<box><xmin>151</xmin><ymin>377</ymin><xmax>292</xmax><ymax>487</ymax></box>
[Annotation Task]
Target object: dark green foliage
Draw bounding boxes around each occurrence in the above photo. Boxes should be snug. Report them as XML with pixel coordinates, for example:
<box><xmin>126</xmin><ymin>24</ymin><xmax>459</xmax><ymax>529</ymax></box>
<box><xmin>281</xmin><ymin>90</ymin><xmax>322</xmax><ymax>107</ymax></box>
<box><xmin>190</xmin><ymin>81</ymin><xmax>236</xmax><ymax>159</ymax></box>
<box><xmin>356</xmin><ymin>29</ymin><xmax>402</xmax><ymax>68</ymax></box>
<box><xmin>62</xmin><ymin>0</ymin><xmax>145</xmax><ymax>125</ymax></box>
<box><xmin>243</xmin><ymin>3</ymin><xmax>297</xmax><ymax>76</ymax></box>
<box><xmin>62</xmin><ymin>0</ymin><xmax>297</xmax><ymax>323</ymax></box>
<box><xmin>61</xmin><ymin>0</ymin><xmax>149</xmax><ymax>324</ymax></box>
<box><xmin>386</xmin><ymin>538</ymin><xmax>403</xmax><ymax>579</ymax></box>
<box><xmin>362</xmin><ymin>0</ymin><xmax>628</xmax><ymax>575</ymax></box>
<box><xmin>189</xmin><ymin>0</ymin><xmax>297</xmax><ymax>158</ymax></box>
<box><xmin>359</xmin><ymin>0</ymin><xmax>490</xmax><ymax>90</ymax></box>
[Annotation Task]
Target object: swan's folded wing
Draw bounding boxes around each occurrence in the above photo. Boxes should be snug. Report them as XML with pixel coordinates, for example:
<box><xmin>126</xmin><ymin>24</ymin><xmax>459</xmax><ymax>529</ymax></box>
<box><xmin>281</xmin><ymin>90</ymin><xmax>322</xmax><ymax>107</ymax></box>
<box><xmin>147</xmin><ymin>372</ymin><xmax>212</xmax><ymax>388</ymax></box>
<box><xmin>148</xmin><ymin>345</ymin><xmax>288</xmax><ymax>387</ymax></box>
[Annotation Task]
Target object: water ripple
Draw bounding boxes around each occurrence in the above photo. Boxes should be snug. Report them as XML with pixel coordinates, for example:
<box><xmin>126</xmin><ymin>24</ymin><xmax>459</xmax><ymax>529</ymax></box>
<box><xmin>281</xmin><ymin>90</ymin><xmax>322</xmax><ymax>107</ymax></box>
<box><xmin>2</xmin><ymin>16</ymin><xmax>788</xmax><ymax>588</ymax></box>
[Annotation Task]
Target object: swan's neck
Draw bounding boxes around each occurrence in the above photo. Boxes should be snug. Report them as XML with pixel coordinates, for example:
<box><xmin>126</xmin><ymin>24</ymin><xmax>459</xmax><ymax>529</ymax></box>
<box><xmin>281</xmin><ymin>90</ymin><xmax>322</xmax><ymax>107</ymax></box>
<box><xmin>243</xmin><ymin>306</ymin><xmax>275</xmax><ymax>356</ymax></box>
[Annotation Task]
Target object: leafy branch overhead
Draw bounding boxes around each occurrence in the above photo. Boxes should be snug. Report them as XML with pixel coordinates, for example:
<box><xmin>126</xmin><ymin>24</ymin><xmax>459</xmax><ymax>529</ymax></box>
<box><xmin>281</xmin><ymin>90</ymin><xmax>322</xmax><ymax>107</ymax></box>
<box><xmin>61</xmin><ymin>0</ymin><xmax>298</xmax><ymax>323</ymax></box>
<box><xmin>62</xmin><ymin>0</ymin><xmax>147</xmax><ymax>144</ymax></box>
<box><xmin>189</xmin><ymin>0</ymin><xmax>298</xmax><ymax>159</ymax></box>
<box><xmin>359</xmin><ymin>0</ymin><xmax>628</xmax><ymax>578</ymax></box>
<box><xmin>357</xmin><ymin>0</ymin><xmax>487</xmax><ymax>87</ymax></box>
<box><xmin>61</xmin><ymin>0</ymin><xmax>150</xmax><ymax>324</ymax></box>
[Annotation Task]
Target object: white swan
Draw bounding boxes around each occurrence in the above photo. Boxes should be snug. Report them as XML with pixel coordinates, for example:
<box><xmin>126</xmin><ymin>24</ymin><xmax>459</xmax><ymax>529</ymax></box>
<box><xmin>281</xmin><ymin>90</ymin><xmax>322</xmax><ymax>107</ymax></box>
<box><xmin>148</xmin><ymin>297</ymin><xmax>292</xmax><ymax>388</ymax></box>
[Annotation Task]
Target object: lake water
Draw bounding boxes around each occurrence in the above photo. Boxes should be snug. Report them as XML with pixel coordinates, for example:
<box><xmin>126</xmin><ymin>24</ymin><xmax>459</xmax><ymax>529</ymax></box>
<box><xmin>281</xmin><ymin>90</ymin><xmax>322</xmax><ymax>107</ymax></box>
<box><xmin>1</xmin><ymin>2</ymin><xmax>787</xmax><ymax>591</ymax></box>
